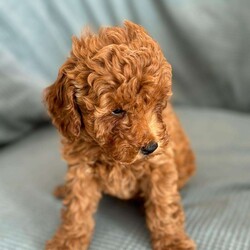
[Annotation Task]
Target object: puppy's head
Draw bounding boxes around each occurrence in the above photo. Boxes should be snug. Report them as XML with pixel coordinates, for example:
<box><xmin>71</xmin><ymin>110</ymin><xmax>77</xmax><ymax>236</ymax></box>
<box><xmin>44</xmin><ymin>21</ymin><xmax>172</xmax><ymax>164</ymax></box>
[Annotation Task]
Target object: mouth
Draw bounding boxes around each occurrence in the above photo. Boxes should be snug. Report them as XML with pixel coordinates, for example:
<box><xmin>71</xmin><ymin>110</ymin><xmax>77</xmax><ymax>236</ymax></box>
<box><xmin>111</xmin><ymin>147</ymin><xmax>162</xmax><ymax>166</ymax></box>
<box><xmin>106</xmin><ymin>139</ymin><xmax>166</xmax><ymax>165</ymax></box>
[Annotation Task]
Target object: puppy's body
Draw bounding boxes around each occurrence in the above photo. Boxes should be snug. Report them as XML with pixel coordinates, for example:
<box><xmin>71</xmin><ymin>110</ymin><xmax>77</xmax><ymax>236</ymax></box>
<box><xmin>45</xmin><ymin>21</ymin><xmax>196</xmax><ymax>250</ymax></box>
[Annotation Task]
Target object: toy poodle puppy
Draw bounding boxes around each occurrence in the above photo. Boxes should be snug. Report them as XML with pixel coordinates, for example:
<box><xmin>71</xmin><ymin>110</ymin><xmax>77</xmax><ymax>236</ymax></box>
<box><xmin>44</xmin><ymin>21</ymin><xmax>196</xmax><ymax>250</ymax></box>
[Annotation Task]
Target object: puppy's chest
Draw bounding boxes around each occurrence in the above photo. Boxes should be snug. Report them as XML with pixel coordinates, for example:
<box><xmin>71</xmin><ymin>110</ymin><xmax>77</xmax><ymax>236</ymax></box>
<box><xmin>95</xmin><ymin>164</ymin><xmax>146</xmax><ymax>200</ymax></box>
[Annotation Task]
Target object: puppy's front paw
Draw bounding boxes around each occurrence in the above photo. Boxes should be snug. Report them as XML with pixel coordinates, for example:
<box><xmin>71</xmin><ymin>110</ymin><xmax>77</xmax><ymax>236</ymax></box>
<box><xmin>153</xmin><ymin>235</ymin><xmax>196</xmax><ymax>250</ymax></box>
<box><xmin>45</xmin><ymin>237</ymin><xmax>88</xmax><ymax>250</ymax></box>
<box><xmin>169</xmin><ymin>238</ymin><xmax>196</xmax><ymax>250</ymax></box>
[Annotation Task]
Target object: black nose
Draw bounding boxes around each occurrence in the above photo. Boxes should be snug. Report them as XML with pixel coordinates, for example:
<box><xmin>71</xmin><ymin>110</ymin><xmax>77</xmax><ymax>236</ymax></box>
<box><xmin>141</xmin><ymin>141</ymin><xmax>158</xmax><ymax>155</ymax></box>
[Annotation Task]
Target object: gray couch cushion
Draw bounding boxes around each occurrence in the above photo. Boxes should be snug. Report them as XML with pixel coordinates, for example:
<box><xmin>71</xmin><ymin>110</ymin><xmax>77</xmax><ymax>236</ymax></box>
<box><xmin>0</xmin><ymin>107</ymin><xmax>249</xmax><ymax>250</ymax></box>
<box><xmin>0</xmin><ymin>51</ymin><xmax>48</xmax><ymax>146</ymax></box>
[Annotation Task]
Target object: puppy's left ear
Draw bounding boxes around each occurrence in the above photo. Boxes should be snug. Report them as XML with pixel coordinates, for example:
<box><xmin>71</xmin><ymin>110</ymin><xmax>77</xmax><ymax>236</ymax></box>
<box><xmin>44</xmin><ymin>70</ymin><xmax>82</xmax><ymax>141</ymax></box>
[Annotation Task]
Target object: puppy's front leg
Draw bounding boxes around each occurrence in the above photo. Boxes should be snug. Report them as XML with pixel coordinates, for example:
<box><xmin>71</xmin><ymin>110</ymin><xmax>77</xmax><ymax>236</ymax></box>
<box><xmin>46</xmin><ymin>164</ymin><xmax>101</xmax><ymax>250</ymax></box>
<box><xmin>145</xmin><ymin>161</ymin><xmax>195</xmax><ymax>250</ymax></box>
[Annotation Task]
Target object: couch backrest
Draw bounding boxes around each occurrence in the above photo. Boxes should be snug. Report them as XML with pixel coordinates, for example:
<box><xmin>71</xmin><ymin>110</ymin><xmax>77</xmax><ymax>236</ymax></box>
<box><xmin>1</xmin><ymin>0</ymin><xmax>249</xmax><ymax>145</ymax></box>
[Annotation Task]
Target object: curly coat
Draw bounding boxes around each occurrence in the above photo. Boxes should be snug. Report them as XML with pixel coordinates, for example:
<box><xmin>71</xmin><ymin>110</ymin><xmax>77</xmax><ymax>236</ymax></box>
<box><xmin>44</xmin><ymin>21</ymin><xmax>196</xmax><ymax>250</ymax></box>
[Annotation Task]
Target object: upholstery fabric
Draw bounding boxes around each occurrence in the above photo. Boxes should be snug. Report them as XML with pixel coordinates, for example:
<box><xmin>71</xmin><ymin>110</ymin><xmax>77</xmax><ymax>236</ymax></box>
<box><xmin>0</xmin><ymin>107</ymin><xmax>249</xmax><ymax>250</ymax></box>
<box><xmin>1</xmin><ymin>1</ymin><xmax>249</xmax><ymax>249</ymax></box>
<box><xmin>1</xmin><ymin>0</ymin><xmax>250</xmax><ymax>144</ymax></box>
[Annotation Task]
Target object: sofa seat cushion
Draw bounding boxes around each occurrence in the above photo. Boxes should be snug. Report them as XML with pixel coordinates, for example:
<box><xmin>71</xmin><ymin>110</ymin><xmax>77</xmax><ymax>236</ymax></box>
<box><xmin>0</xmin><ymin>107</ymin><xmax>249</xmax><ymax>250</ymax></box>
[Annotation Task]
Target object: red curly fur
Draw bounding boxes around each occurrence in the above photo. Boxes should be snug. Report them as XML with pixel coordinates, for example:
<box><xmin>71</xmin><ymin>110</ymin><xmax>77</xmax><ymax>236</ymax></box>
<box><xmin>44</xmin><ymin>21</ymin><xmax>196</xmax><ymax>250</ymax></box>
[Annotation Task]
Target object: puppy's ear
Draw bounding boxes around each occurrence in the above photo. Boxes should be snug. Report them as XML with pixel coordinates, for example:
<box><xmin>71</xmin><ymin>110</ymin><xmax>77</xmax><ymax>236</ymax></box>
<box><xmin>44</xmin><ymin>70</ymin><xmax>82</xmax><ymax>141</ymax></box>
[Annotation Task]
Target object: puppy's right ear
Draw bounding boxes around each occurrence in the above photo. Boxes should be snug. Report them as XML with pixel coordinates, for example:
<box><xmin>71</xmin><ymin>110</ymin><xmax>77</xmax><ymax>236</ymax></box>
<box><xmin>44</xmin><ymin>70</ymin><xmax>82</xmax><ymax>141</ymax></box>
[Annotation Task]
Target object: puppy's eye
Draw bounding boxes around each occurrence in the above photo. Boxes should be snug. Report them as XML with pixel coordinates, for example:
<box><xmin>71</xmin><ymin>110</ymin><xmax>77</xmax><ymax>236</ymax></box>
<box><xmin>112</xmin><ymin>109</ymin><xmax>125</xmax><ymax>117</ymax></box>
<box><xmin>162</xmin><ymin>101</ymin><xmax>168</xmax><ymax>108</ymax></box>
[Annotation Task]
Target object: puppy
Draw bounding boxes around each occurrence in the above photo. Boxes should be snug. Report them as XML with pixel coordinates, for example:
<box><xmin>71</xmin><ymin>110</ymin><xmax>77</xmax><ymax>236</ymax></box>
<box><xmin>44</xmin><ymin>21</ymin><xmax>196</xmax><ymax>250</ymax></box>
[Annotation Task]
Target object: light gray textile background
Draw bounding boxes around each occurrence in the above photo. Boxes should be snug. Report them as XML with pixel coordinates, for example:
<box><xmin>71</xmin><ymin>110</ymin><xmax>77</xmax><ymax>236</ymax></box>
<box><xmin>1</xmin><ymin>0</ymin><xmax>250</xmax><ymax>145</ymax></box>
<box><xmin>0</xmin><ymin>1</ymin><xmax>250</xmax><ymax>250</ymax></box>
<box><xmin>0</xmin><ymin>107</ymin><xmax>249</xmax><ymax>250</ymax></box>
